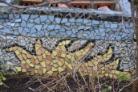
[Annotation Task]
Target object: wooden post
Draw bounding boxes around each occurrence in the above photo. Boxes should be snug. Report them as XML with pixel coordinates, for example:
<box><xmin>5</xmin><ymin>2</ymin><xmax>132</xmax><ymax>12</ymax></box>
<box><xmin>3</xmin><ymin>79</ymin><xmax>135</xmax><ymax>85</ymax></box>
<box><xmin>134</xmin><ymin>0</ymin><xmax>138</xmax><ymax>77</ymax></box>
<box><xmin>136</xmin><ymin>8</ymin><xmax>138</xmax><ymax>81</ymax></box>
<box><xmin>133</xmin><ymin>5</ymin><xmax>138</xmax><ymax>92</ymax></box>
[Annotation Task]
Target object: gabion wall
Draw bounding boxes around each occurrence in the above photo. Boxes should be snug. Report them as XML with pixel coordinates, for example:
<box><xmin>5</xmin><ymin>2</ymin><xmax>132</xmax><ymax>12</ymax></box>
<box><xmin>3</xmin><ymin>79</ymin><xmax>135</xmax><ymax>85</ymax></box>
<box><xmin>0</xmin><ymin>6</ymin><xmax>136</xmax><ymax>92</ymax></box>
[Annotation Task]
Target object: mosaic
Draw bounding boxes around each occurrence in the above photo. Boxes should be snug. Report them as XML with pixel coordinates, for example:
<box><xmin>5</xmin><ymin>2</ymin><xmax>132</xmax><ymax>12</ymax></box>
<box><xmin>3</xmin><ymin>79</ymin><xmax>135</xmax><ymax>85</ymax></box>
<box><xmin>3</xmin><ymin>39</ymin><xmax>131</xmax><ymax>79</ymax></box>
<box><xmin>0</xmin><ymin>1</ymin><xmax>136</xmax><ymax>91</ymax></box>
<box><xmin>0</xmin><ymin>13</ymin><xmax>136</xmax><ymax>78</ymax></box>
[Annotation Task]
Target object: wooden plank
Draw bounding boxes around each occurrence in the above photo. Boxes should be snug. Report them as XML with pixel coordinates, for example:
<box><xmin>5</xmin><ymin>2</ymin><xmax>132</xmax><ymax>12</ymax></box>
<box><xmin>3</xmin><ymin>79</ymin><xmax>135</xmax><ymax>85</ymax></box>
<box><xmin>69</xmin><ymin>1</ymin><xmax>91</xmax><ymax>4</ymax></box>
<box><xmin>28</xmin><ymin>7</ymin><xmax>123</xmax><ymax>17</ymax></box>
<box><xmin>22</xmin><ymin>0</ymin><xmax>43</xmax><ymax>3</ymax></box>
<box><xmin>93</xmin><ymin>1</ymin><xmax>116</xmax><ymax>10</ymax></box>
<box><xmin>93</xmin><ymin>1</ymin><xmax>116</xmax><ymax>4</ymax></box>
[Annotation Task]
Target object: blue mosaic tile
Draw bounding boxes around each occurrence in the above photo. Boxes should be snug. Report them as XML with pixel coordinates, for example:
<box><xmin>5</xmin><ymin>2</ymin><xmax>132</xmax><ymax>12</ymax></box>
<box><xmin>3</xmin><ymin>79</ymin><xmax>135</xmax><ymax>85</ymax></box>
<box><xmin>40</xmin><ymin>15</ymin><xmax>48</xmax><ymax>22</ymax></box>
<box><xmin>34</xmin><ymin>18</ymin><xmax>41</xmax><ymax>24</ymax></box>
<box><xmin>35</xmin><ymin>25</ymin><xmax>43</xmax><ymax>31</ymax></box>
<box><xmin>21</xmin><ymin>15</ymin><xmax>30</xmax><ymax>21</ymax></box>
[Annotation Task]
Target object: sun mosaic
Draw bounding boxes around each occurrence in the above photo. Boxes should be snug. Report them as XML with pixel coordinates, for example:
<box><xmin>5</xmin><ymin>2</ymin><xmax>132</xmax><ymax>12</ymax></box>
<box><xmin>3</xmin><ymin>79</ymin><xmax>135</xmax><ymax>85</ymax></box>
<box><xmin>5</xmin><ymin>39</ymin><xmax>131</xmax><ymax>79</ymax></box>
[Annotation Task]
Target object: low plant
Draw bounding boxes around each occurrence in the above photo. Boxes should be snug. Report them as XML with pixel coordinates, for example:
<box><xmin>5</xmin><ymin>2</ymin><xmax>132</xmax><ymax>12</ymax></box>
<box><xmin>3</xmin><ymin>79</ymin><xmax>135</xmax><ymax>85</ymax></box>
<box><xmin>0</xmin><ymin>72</ymin><xmax>6</xmax><ymax>85</ymax></box>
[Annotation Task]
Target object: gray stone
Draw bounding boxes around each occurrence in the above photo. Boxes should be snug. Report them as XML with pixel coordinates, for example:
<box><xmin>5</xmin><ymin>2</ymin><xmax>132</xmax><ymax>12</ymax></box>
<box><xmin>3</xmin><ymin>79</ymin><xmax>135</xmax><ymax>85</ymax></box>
<box><xmin>40</xmin><ymin>15</ymin><xmax>47</xmax><ymax>22</ymax></box>
<box><xmin>37</xmin><ymin>30</ymin><xmax>45</xmax><ymax>37</ymax></box>
<box><xmin>21</xmin><ymin>15</ymin><xmax>30</xmax><ymax>21</ymax></box>
<box><xmin>15</xmin><ymin>19</ymin><xmax>22</xmax><ymax>23</ymax></box>
<box><xmin>18</xmin><ymin>27</ymin><xmax>23</xmax><ymax>33</ymax></box>
<box><xmin>27</xmin><ymin>23</ymin><xmax>34</xmax><ymax>28</ymax></box>
<box><xmin>43</xmin><ymin>24</ymin><xmax>48</xmax><ymax>30</ymax></box>
<box><xmin>92</xmin><ymin>20</ymin><xmax>99</xmax><ymax>25</ymax></box>
<box><xmin>21</xmin><ymin>21</ymin><xmax>27</xmax><ymax>27</ymax></box>
<box><xmin>78</xmin><ymin>26</ymin><xmax>91</xmax><ymax>31</ymax></box>
<box><xmin>60</xmin><ymin>28</ymin><xmax>65</xmax><ymax>32</ymax></box>
<box><xmin>6</xmin><ymin>22</ymin><xmax>15</xmax><ymax>27</ymax></box>
<box><xmin>48</xmin><ymin>16</ymin><xmax>54</xmax><ymax>22</ymax></box>
<box><xmin>23</xmin><ymin>28</ymin><xmax>30</xmax><ymax>33</ymax></box>
<box><xmin>34</xmin><ymin>18</ymin><xmax>41</xmax><ymax>24</ymax></box>
<box><xmin>99</xmin><ymin>29</ymin><xmax>105</xmax><ymax>33</ymax></box>
<box><xmin>55</xmin><ymin>18</ymin><xmax>61</xmax><ymax>23</ymax></box>
<box><xmin>28</xmin><ymin>19</ymin><xmax>34</xmax><ymax>23</ymax></box>
<box><xmin>69</xmin><ymin>18</ymin><xmax>75</xmax><ymax>22</ymax></box>
<box><xmin>0</xmin><ymin>25</ymin><xmax>3</xmax><ymax>29</ymax></box>
<box><xmin>71</xmin><ymin>34</ymin><xmax>76</xmax><ymax>37</ymax></box>
<box><xmin>129</xmin><ymin>23</ymin><xmax>134</xmax><ymax>27</ymax></box>
<box><xmin>68</xmin><ymin>40</ymin><xmax>87</xmax><ymax>51</ymax></box>
<box><xmin>1</xmin><ymin>28</ymin><xmax>10</xmax><ymax>33</ymax></box>
<box><xmin>90</xmin><ymin>31</ymin><xmax>95</xmax><ymax>35</ymax></box>
<box><xmin>101</xmin><ymin>32</ymin><xmax>106</xmax><ymax>37</ymax></box>
<box><xmin>111</xmin><ymin>23</ymin><xmax>118</xmax><ymax>29</ymax></box>
<box><xmin>54</xmin><ymin>25</ymin><xmax>61</xmax><ymax>30</ymax></box>
<box><xmin>8</xmin><ymin>14</ymin><xmax>14</xmax><ymax>20</ymax></box>
<box><xmin>65</xmin><ymin>23</ymin><xmax>71</xmax><ymax>26</ymax></box>
<box><xmin>105</xmin><ymin>23</ymin><xmax>111</xmax><ymax>28</ymax></box>
<box><xmin>14</xmin><ymin>23</ymin><xmax>20</xmax><ymax>27</ymax></box>
<box><xmin>59</xmin><ymin>31</ymin><xmax>66</xmax><ymax>36</ymax></box>
<box><xmin>30</xmin><ymin>15</ymin><xmax>38</xmax><ymax>19</ymax></box>
<box><xmin>61</xmin><ymin>18</ymin><xmax>68</xmax><ymax>23</ymax></box>
<box><xmin>47</xmin><ymin>25</ymin><xmax>55</xmax><ymax>30</ymax></box>
<box><xmin>66</xmin><ymin>31</ymin><xmax>72</xmax><ymax>35</ymax></box>
<box><xmin>49</xmin><ymin>32</ymin><xmax>58</xmax><ymax>36</ymax></box>
<box><xmin>72</xmin><ymin>29</ymin><xmax>77</xmax><ymax>34</ymax></box>
<box><xmin>35</xmin><ymin>25</ymin><xmax>43</xmax><ymax>31</ymax></box>
<box><xmin>99</xmin><ymin>24</ymin><xmax>104</xmax><ymax>28</ymax></box>
<box><xmin>86</xmin><ymin>22</ymin><xmax>92</xmax><ymax>26</ymax></box>
<box><xmin>96</xmin><ymin>35</ymin><xmax>103</xmax><ymax>40</ymax></box>
<box><xmin>125</xmin><ymin>23</ymin><xmax>134</xmax><ymax>28</ymax></box>
<box><xmin>76</xmin><ymin>19</ymin><xmax>83</xmax><ymax>23</ymax></box>
<box><xmin>84</xmin><ymin>19</ymin><xmax>90</xmax><ymax>24</ymax></box>
<box><xmin>15</xmin><ymin>14</ymin><xmax>21</xmax><ymax>19</ymax></box>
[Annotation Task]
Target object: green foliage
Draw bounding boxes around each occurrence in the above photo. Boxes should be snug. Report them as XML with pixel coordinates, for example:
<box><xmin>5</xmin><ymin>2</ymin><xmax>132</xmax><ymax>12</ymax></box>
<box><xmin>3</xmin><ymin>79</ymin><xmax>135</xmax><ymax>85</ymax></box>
<box><xmin>0</xmin><ymin>72</ymin><xmax>6</xmax><ymax>86</ymax></box>
<box><xmin>116</xmin><ymin>72</ymin><xmax>131</xmax><ymax>81</ymax></box>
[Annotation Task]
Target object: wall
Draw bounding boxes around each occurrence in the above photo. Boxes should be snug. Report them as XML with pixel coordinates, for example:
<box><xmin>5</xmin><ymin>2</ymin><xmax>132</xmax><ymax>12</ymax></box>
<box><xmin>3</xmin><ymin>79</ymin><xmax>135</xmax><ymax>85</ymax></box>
<box><xmin>0</xmin><ymin>14</ymin><xmax>134</xmax><ymax>40</ymax></box>
<box><xmin>0</xmin><ymin>9</ymin><xmax>136</xmax><ymax>78</ymax></box>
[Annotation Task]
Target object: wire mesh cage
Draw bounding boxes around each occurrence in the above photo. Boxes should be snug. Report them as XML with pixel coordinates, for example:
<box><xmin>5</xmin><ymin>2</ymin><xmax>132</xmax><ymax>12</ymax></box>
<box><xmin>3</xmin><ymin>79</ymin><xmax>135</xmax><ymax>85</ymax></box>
<box><xmin>0</xmin><ymin>0</ymin><xmax>136</xmax><ymax>92</ymax></box>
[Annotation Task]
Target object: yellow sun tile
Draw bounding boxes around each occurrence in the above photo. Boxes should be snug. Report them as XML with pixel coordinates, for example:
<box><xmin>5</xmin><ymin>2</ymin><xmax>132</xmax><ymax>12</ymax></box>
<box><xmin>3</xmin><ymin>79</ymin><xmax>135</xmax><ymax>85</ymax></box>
<box><xmin>52</xmin><ymin>67</ymin><xmax>58</xmax><ymax>72</ymax></box>
<box><xmin>58</xmin><ymin>61</ymin><xmax>64</xmax><ymax>66</ymax></box>
<box><xmin>22</xmin><ymin>68</ymin><xmax>27</xmax><ymax>72</ymax></box>
<box><xmin>29</xmin><ymin>63</ymin><xmax>34</xmax><ymax>67</ymax></box>
<box><xmin>35</xmin><ymin>65</ymin><xmax>40</xmax><ymax>69</ymax></box>
<box><xmin>21</xmin><ymin>61</ymin><xmax>26</xmax><ymax>64</ymax></box>
<box><xmin>47</xmin><ymin>71</ymin><xmax>53</xmax><ymax>75</ymax></box>
<box><xmin>52</xmin><ymin>51</ymin><xmax>57</xmax><ymax>56</ymax></box>
<box><xmin>53</xmin><ymin>64</ymin><xmax>59</xmax><ymax>68</ymax></box>
<box><xmin>65</xmin><ymin>62</ymin><xmax>72</xmax><ymax>69</ymax></box>
<box><xmin>40</xmin><ymin>61</ymin><xmax>46</xmax><ymax>67</ymax></box>
<box><xmin>34</xmin><ymin>70</ymin><xmax>38</xmax><ymax>74</ymax></box>
<box><xmin>16</xmin><ymin>67</ymin><xmax>22</xmax><ymax>72</ymax></box>
<box><xmin>43</xmin><ymin>68</ymin><xmax>47</xmax><ymax>74</ymax></box>
<box><xmin>37</xmin><ymin>55</ymin><xmax>43</xmax><ymax>61</ymax></box>
<box><xmin>61</xmin><ymin>54</ymin><xmax>66</xmax><ymax>57</ymax></box>
<box><xmin>58</xmin><ymin>67</ymin><xmax>64</xmax><ymax>72</ymax></box>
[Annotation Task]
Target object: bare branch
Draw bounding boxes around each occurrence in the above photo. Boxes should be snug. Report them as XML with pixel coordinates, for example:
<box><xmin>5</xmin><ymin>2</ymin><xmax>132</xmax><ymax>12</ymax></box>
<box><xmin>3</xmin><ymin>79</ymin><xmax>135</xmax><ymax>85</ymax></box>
<box><xmin>119</xmin><ymin>77</ymin><xmax>138</xmax><ymax>92</ymax></box>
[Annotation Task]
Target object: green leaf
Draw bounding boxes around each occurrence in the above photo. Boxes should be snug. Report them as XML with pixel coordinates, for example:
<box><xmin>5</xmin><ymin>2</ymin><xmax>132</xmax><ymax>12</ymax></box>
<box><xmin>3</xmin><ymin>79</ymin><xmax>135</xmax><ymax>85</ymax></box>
<box><xmin>116</xmin><ymin>72</ymin><xmax>131</xmax><ymax>81</ymax></box>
